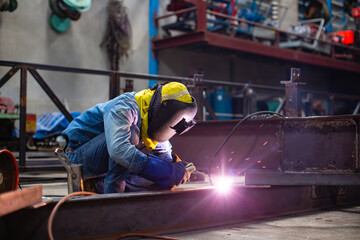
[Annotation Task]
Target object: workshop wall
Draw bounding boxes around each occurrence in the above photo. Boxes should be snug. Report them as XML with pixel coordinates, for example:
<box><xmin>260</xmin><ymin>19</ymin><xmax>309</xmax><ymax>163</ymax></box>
<box><xmin>0</xmin><ymin>0</ymin><xmax>149</xmax><ymax>114</ymax></box>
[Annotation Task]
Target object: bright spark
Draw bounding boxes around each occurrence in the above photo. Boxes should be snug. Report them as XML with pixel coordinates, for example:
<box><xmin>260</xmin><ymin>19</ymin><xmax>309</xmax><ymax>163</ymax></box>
<box><xmin>214</xmin><ymin>177</ymin><xmax>234</xmax><ymax>194</ymax></box>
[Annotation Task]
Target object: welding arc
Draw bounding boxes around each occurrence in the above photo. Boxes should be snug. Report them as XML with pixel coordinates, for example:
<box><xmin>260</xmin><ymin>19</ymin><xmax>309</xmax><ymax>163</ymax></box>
<box><xmin>208</xmin><ymin>111</ymin><xmax>284</xmax><ymax>185</ymax></box>
<box><xmin>47</xmin><ymin>191</ymin><xmax>97</xmax><ymax>240</ymax></box>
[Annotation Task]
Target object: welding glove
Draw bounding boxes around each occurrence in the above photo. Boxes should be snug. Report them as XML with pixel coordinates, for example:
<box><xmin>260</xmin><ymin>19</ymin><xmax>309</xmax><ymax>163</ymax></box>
<box><xmin>139</xmin><ymin>154</ymin><xmax>190</xmax><ymax>189</ymax></box>
<box><xmin>172</xmin><ymin>153</ymin><xmax>196</xmax><ymax>175</ymax></box>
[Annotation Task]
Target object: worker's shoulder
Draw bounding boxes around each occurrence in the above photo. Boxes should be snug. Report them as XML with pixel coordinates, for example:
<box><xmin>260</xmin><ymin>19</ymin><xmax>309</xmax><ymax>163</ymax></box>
<box><xmin>109</xmin><ymin>92</ymin><xmax>138</xmax><ymax>109</ymax></box>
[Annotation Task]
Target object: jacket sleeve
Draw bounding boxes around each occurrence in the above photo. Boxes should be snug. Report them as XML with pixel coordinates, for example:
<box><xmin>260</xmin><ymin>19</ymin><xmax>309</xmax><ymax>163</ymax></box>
<box><xmin>103</xmin><ymin>101</ymin><xmax>148</xmax><ymax>173</ymax></box>
<box><xmin>152</xmin><ymin>141</ymin><xmax>173</xmax><ymax>162</ymax></box>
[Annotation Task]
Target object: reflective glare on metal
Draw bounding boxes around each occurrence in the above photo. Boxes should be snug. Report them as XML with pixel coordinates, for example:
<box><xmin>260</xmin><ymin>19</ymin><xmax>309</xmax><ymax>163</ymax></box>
<box><xmin>214</xmin><ymin>177</ymin><xmax>234</xmax><ymax>194</ymax></box>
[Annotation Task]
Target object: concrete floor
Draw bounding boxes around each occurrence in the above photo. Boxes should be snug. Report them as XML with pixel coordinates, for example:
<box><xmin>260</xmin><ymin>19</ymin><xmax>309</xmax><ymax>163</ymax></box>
<box><xmin>169</xmin><ymin>206</ymin><xmax>360</xmax><ymax>240</ymax></box>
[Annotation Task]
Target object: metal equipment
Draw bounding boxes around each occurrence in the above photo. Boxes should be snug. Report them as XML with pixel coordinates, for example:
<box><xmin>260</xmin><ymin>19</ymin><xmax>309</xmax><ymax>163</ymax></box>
<box><xmin>279</xmin><ymin>18</ymin><xmax>331</xmax><ymax>55</ymax></box>
<box><xmin>54</xmin><ymin>148</ymin><xmax>83</xmax><ymax>193</ymax></box>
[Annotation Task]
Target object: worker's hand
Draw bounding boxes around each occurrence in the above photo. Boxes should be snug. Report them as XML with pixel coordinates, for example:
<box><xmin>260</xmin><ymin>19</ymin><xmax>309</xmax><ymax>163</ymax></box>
<box><xmin>171</xmin><ymin>153</ymin><xmax>196</xmax><ymax>182</ymax></box>
<box><xmin>139</xmin><ymin>154</ymin><xmax>193</xmax><ymax>189</ymax></box>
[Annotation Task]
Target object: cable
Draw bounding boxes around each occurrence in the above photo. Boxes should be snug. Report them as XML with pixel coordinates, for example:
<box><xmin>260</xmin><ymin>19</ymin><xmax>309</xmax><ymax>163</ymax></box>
<box><xmin>208</xmin><ymin>111</ymin><xmax>284</xmax><ymax>185</ymax></box>
<box><xmin>115</xmin><ymin>233</ymin><xmax>181</xmax><ymax>240</ymax></box>
<box><xmin>47</xmin><ymin>191</ymin><xmax>181</xmax><ymax>240</ymax></box>
<box><xmin>47</xmin><ymin>191</ymin><xmax>97</xmax><ymax>240</ymax></box>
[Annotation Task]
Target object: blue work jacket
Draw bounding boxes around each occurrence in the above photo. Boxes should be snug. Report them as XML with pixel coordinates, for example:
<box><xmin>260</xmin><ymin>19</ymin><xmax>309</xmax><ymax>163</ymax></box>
<box><xmin>62</xmin><ymin>92</ymin><xmax>172</xmax><ymax>173</ymax></box>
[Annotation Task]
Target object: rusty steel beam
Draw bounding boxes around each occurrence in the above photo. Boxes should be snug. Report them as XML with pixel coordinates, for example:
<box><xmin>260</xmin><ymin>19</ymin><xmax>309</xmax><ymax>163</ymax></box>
<box><xmin>19</xmin><ymin>68</ymin><xmax>27</xmax><ymax>168</ymax></box>
<box><xmin>29</xmin><ymin>69</ymin><xmax>73</xmax><ymax>122</ymax></box>
<box><xmin>2</xmin><ymin>185</ymin><xmax>360</xmax><ymax>240</ymax></box>
<box><xmin>0</xmin><ymin>186</ymin><xmax>42</xmax><ymax>217</ymax></box>
<box><xmin>171</xmin><ymin>115</ymin><xmax>360</xmax><ymax>175</ymax></box>
<box><xmin>245</xmin><ymin>173</ymin><xmax>360</xmax><ymax>186</ymax></box>
<box><xmin>0</xmin><ymin>66</ymin><xmax>19</xmax><ymax>88</ymax></box>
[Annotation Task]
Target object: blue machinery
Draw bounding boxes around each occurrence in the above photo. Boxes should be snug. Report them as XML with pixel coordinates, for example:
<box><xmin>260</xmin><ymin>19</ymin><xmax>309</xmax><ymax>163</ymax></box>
<box><xmin>162</xmin><ymin>0</ymin><xmax>267</xmax><ymax>36</ymax></box>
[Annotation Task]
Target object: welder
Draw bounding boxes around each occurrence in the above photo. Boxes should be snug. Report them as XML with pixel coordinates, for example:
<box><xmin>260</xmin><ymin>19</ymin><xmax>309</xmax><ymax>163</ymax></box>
<box><xmin>62</xmin><ymin>82</ymin><xmax>197</xmax><ymax>193</ymax></box>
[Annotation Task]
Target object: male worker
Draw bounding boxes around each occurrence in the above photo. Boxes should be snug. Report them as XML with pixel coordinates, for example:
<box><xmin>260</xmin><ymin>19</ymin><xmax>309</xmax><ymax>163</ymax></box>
<box><xmin>62</xmin><ymin>82</ymin><xmax>197</xmax><ymax>193</ymax></box>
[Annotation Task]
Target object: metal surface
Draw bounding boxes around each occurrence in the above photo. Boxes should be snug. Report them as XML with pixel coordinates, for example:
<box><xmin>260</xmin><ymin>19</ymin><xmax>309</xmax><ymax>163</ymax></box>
<box><xmin>245</xmin><ymin>173</ymin><xmax>360</xmax><ymax>186</ymax></box>
<box><xmin>154</xmin><ymin>30</ymin><xmax>360</xmax><ymax>73</ymax></box>
<box><xmin>171</xmin><ymin>115</ymin><xmax>360</xmax><ymax>175</ymax></box>
<box><xmin>2</xmin><ymin>184</ymin><xmax>360</xmax><ymax>239</ymax></box>
<box><xmin>281</xmin><ymin>68</ymin><xmax>305</xmax><ymax>117</ymax></box>
<box><xmin>0</xmin><ymin>185</ymin><xmax>42</xmax><ymax>217</ymax></box>
<box><xmin>19</xmin><ymin>67</ymin><xmax>27</xmax><ymax>168</ymax></box>
<box><xmin>109</xmin><ymin>73</ymin><xmax>121</xmax><ymax>100</ymax></box>
<box><xmin>55</xmin><ymin>148</ymin><xmax>83</xmax><ymax>193</ymax></box>
<box><xmin>191</xmin><ymin>74</ymin><xmax>205</xmax><ymax>120</ymax></box>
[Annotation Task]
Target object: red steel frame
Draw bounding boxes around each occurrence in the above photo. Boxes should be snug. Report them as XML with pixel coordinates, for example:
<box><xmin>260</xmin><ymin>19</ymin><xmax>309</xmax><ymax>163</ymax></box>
<box><xmin>152</xmin><ymin>0</ymin><xmax>360</xmax><ymax>73</ymax></box>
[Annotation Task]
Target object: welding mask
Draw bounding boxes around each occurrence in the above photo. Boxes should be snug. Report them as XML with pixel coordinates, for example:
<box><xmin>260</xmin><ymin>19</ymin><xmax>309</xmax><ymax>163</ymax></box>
<box><xmin>147</xmin><ymin>83</ymin><xmax>197</xmax><ymax>142</ymax></box>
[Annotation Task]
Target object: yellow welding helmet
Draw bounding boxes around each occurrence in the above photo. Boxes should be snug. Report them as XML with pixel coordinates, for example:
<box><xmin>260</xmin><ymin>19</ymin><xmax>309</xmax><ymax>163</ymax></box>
<box><xmin>135</xmin><ymin>82</ymin><xmax>197</xmax><ymax>150</ymax></box>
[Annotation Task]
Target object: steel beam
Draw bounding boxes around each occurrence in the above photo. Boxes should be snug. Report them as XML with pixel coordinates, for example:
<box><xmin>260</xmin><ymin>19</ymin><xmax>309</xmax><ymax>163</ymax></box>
<box><xmin>19</xmin><ymin>68</ymin><xmax>27</xmax><ymax>168</ymax></box>
<box><xmin>171</xmin><ymin>115</ymin><xmax>360</xmax><ymax>175</ymax></box>
<box><xmin>29</xmin><ymin>69</ymin><xmax>73</xmax><ymax>122</ymax></box>
<box><xmin>152</xmin><ymin>31</ymin><xmax>360</xmax><ymax>73</ymax></box>
<box><xmin>109</xmin><ymin>73</ymin><xmax>121</xmax><ymax>100</ymax></box>
<box><xmin>245</xmin><ymin>172</ymin><xmax>360</xmax><ymax>186</ymax></box>
<box><xmin>2</xmin><ymin>185</ymin><xmax>360</xmax><ymax>240</ymax></box>
<box><xmin>0</xmin><ymin>66</ymin><xmax>19</xmax><ymax>88</ymax></box>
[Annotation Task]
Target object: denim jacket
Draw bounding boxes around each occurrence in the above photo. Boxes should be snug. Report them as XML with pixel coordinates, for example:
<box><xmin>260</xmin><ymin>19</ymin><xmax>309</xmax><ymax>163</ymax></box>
<box><xmin>62</xmin><ymin>92</ymin><xmax>172</xmax><ymax>173</ymax></box>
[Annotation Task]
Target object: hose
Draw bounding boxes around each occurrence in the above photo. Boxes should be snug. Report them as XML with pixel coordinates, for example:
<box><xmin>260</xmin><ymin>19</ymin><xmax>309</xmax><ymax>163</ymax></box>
<box><xmin>47</xmin><ymin>191</ymin><xmax>97</xmax><ymax>240</ymax></box>
<box><xmin>208</xmin><ymin>111</ymin><xmax>284</xmax><ymax>185</ymax></box>
<box><xmin>47</xmin><ymin>191</ymin><xmax>181</xmax><ymax>240</ymax></box>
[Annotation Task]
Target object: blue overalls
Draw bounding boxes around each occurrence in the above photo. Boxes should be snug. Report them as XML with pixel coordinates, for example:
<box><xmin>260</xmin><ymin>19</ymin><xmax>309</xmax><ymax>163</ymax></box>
<box><xmin>62</xmin><ymin>92</ymin><xmax>172</xmax><ymax>193</ymax></box>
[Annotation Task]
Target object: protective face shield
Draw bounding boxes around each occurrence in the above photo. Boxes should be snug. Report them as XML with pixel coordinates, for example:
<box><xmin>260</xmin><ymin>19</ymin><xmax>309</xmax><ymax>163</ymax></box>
<box><xmin>147</xmin><ymin>83</ymin><xmax>197</xmax><ymax>142</ymax></box>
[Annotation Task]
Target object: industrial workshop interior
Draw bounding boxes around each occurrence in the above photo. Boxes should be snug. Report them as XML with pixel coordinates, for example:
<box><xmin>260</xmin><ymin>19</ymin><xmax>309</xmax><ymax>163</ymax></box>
<box><xmin>1</xmin><ymin>0</ymin><xmax>360</xmax><ymax>239</ymax></box>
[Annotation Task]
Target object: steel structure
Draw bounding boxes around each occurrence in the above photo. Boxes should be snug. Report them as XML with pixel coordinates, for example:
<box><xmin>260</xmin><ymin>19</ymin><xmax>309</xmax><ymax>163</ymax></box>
<box><xmin>153</xmin><ymin>0</ymin><xmax>360</xmax><ymax>73</ymax></box>
<box><xmin>1</xmin><ymin>61</ymin><xmax>360</xmax><ymax>239</ymax></box>
<box><xmin>171</xmin><ymin>115</ymin><xmax>360</xmax><ymax>180</ymax></box>
<box><xmin>1</xmin><ymin>114</ymin><xmax>360</xmax><ymax>239</ymax></box>
<box><xmin>1</xmin><ymin>60</ymin><xmax>360</xmax><ymax>170</ymax></box>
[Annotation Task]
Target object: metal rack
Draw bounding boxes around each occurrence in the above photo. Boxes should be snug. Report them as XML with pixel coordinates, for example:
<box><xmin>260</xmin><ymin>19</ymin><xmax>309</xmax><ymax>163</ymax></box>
<box><xmin>153</xmin><ymin>0</ymin><xmax>360</xmax><ymax>72</ymax></box>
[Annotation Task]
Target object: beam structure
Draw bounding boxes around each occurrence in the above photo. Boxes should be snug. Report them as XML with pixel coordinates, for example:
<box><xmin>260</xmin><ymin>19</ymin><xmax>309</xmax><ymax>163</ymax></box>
<box><xmin>2</xmin><ymin>185</ymin><xmax>360</xmax><ymax>239</ymax></box>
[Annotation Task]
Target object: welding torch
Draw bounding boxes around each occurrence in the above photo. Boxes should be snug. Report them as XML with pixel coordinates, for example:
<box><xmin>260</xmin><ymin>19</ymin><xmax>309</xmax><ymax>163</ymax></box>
<box><xmin>181</xmin><ymin>159</ymin><xmax>211</xmax><ymax>181</ymax></box>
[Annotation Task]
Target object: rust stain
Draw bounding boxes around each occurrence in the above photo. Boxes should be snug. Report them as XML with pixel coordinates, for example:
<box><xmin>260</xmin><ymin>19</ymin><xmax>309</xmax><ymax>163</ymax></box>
<box><xmin>287</xmin><ymin>119</ymin><xmax>354</xmax><ymax>129</ymax></box>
